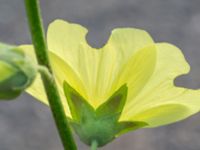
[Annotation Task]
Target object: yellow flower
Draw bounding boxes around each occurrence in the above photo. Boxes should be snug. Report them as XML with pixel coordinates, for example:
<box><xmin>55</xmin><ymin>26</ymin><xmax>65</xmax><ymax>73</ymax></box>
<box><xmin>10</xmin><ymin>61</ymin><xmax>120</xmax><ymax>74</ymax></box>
<box><xmin>20</xmin><ymin>20</ymin><xmax>200</xmax><ymax>146</ymax></box>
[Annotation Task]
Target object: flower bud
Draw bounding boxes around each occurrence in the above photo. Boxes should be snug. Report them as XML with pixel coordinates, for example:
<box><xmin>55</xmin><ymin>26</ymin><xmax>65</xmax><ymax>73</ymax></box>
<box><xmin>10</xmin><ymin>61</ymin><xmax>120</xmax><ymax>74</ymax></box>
<box><xmin>0</xmin><ymin>43</ymin><xmax>37</xmax><ymax>100</ymax></box>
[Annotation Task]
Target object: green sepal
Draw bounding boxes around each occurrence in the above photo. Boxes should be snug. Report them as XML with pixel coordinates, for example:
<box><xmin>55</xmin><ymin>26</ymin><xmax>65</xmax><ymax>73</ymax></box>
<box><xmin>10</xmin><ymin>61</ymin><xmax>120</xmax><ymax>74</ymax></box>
<box><xmin>0</xmin><ymin>42</ymin><xmax>37</xmax><ymax>100</ymax></box>
<box><xmin>63</xmin><ymin>81</ymin><xmax>95</xmax><ymax>122</ymax></box>
<box><xmin>64</xmin><ymin>81</ymin><xmax>147</xmax><ymax>147</ymax></box>
<box><xmin>70</xmin><ymin>113</ymin><xmax>120</xmax><ymax>147</ymax></box>
<box><xmin>96</xmin><ymin>84</ymin><xmax>128</xmax><ymax>118</ymax></box>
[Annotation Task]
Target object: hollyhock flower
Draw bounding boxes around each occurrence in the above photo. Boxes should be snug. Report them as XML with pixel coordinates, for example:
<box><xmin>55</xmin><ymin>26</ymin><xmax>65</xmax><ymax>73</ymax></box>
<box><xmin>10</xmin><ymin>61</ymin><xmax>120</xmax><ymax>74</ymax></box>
<box><xmin>20</xmin><ymin>20</ymin><xmax>200</xmax><ymax>146</ymax></box>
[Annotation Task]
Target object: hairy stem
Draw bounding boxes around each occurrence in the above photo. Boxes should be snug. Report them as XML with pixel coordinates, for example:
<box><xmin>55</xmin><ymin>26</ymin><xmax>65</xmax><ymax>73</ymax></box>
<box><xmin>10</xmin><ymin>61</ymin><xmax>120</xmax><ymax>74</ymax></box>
<box><xmin>24</xmin><ymin>0</ymin><xmax>77</xmax><ymax>150</ymax></box>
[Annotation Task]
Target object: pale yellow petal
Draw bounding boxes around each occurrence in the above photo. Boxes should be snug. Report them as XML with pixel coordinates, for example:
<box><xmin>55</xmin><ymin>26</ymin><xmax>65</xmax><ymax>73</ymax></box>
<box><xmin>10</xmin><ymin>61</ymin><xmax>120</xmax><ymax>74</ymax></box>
<box><xmin>111</xmin><ymin>44</ymin><xmax>157</xmax><ymax>102</ymax></box>
<box><xmin>132</xmin><ymin>103</ymin><xmax>191</xmax><ymax>127</ymax></box>
<box><xmin>93</xmin><ymin>28</ymin><xmax>155</xmax><ymax>107</ymax></box>
<box><xmin>19</xmin><ymin>45</ymin><xmax>81</xmax><ymax>116</ymax></box>
<box><xmin>19</xmin><ymin>45</ymin><xmax>48</xmax><ymax>103</ymax></box>
<box><xmin>50</xmin><ymin>52</ymin><xmax>87</xmax><ymax>116</ymax></box>
<box><xmin>47</xmin><ymin>20</ymin><xmax>99</xmax><ymax>106</ymax></box>
<box><xmin>47</xmin><ymin>19</ymin><xmax>88</xmax><ymax>72</ymax></box>
<box><xmin>106</xmin><ymin>28</ymin><xmax>154</xmax><ymax>61</ymax></box>
<box><xmin>47</xmin><ymin>20</ymin><xmax>155</xmax><ymax>108</ymax></box>
<box><xmin>120</xmin><ymin>43</ymin><xmax>200</xmax><ymax>127</ymax></box>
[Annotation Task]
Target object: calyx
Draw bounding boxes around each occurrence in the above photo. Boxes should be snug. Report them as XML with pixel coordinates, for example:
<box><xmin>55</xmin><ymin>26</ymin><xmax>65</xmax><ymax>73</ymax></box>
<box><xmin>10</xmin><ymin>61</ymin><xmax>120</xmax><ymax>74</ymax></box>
<box><xmin>63</xmin><ymin>82</ymin><xmax>147</xmax><ymax>147</ymax></box>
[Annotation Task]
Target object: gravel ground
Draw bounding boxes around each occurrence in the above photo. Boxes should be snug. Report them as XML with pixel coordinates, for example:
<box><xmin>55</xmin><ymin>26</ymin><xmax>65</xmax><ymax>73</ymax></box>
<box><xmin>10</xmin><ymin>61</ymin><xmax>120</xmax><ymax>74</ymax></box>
<box><xmin>0</xmin><ymin>0</ymin><xmax>200</xmax><ymax>150</ymax></box>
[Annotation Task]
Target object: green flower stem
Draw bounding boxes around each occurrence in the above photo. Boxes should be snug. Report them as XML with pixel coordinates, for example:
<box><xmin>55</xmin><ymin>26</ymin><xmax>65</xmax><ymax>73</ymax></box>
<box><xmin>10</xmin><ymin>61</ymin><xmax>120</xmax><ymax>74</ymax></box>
<box><xmin>24</xmin><ymin>0</ymin><xmax>77</xmax><ymax>150</ymax></box>
<box><xmin>91</xmin><ymin>140</ymin><xmax>98</xmax><ymax>150</ymax></box>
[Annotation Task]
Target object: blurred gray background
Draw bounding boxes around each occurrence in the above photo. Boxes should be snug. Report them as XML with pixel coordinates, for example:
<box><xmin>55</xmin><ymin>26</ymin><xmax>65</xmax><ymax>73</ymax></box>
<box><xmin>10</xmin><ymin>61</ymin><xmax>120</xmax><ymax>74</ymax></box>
<box><xmin>0</xmin><ymin>0</ymin><xmax>200</xmax><ymax>150</ymax></box>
